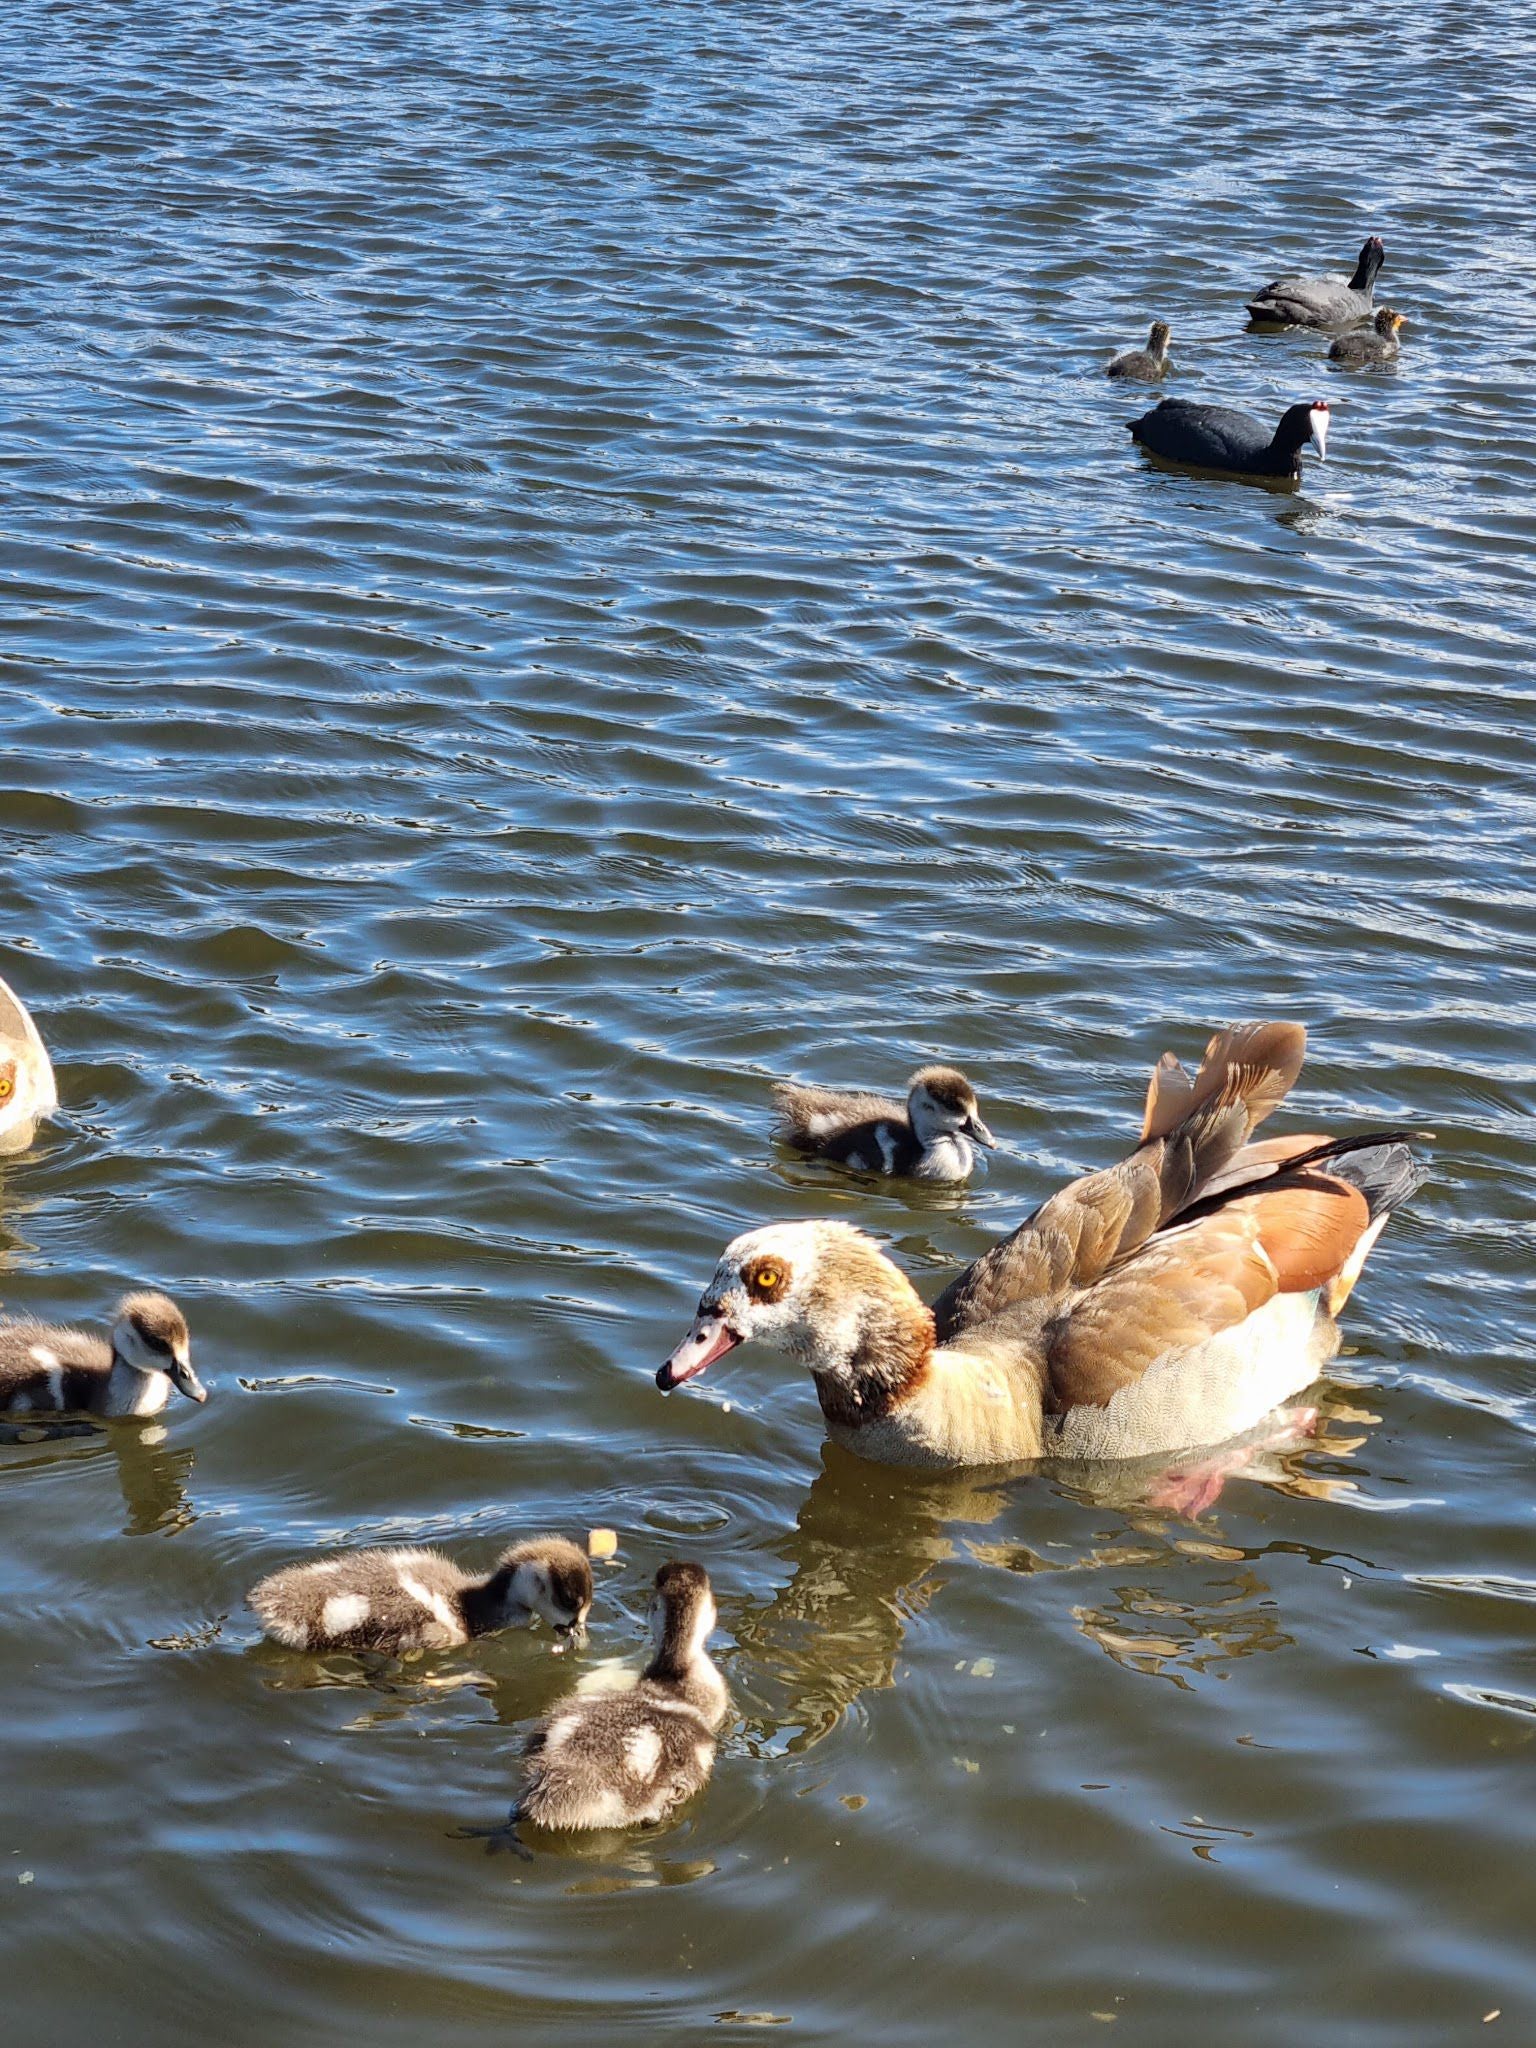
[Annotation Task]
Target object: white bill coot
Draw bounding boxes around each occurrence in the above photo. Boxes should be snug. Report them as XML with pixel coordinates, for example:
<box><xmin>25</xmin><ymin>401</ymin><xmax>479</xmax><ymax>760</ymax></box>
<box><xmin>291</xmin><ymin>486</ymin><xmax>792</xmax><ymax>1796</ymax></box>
<box><xmin>1128</xmin><ymin>398</ymin><xmax>1329</xmax><ymax>485</ymax></box>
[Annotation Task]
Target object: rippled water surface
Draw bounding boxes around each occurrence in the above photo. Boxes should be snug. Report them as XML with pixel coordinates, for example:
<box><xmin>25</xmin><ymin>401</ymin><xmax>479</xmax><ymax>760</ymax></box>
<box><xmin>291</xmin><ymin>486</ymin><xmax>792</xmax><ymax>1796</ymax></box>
<box><xmin>2</xmin><ymin>1</ymin><xmax>1534</xmax><ymax>2041</ymax></box>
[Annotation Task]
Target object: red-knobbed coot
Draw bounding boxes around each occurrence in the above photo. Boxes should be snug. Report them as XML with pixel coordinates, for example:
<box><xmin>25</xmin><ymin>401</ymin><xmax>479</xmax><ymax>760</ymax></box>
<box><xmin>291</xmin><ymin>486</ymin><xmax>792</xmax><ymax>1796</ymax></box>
<box><xmin>1128</xmin><ymin>398</ymin><xmax>1329</xmax><ymax>484</ymax></box>
<box><xmin>1247</xmin><ymin>236</ymin><xmax>1384</xmax><ymax>329</ymax></box>
<box><xmin>1330</xmin><ymin>308</ymin><xmax>1405</xmax><ymax>366</ymax></box>
<box><xmin>1107</xmin><ymin>321</ymin><xmax>1172</xmax><ymax>382</ymax></box>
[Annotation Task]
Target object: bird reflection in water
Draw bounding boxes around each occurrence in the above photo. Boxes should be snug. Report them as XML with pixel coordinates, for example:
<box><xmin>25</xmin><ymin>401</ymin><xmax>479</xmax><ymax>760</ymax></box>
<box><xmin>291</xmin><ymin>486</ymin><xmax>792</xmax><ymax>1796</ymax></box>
<box><xmin>736</xmin><ymin>1385</ymin><xmax>1377</xmax><ymax>1743</ymax></box>
<box><xmin>0</xmin><ymin>1413</ymin><xmax>198</xmax><ymax>1537</ymax></box>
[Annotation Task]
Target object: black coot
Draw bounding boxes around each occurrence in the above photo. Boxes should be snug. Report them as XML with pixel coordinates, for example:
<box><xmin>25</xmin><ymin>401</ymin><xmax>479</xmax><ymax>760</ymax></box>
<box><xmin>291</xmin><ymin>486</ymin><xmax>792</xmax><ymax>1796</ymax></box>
<box><xmin>1128</xmin><ymin>398</ymin><xmax>1330</xmax><ymax>484</ymax></box>
<box><xmin>1247</xmin><ymin>236</ymin><xmax>1384</xmax><ymax>329</ymax></box>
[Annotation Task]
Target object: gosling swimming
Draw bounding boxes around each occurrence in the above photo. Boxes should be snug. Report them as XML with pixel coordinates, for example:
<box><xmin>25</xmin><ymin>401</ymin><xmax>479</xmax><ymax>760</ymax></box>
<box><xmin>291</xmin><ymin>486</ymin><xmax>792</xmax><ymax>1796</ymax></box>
<box><xmin>1107</xmin><ymin>320</ymin><xmax>1172</xmax><ymax>381</ymax></box>
<box><xmin>0</xmin><ymin>972</ymin><xmax>57</xmax><ymax>1158</ymax></box>
<box><xmin>0</xmin><ymin>1292</ymin><xmax>204</xmax><ymax>1417</ymax></box>
<box><xmin>511</xmin><ymin>1560</ymin><xmax>726</xmax><ymax>1836</ymax></box>
<box><xmin>249</xmin><ymin>1535</ymin><xmax>593</xmax><ymax>1653</ymax></box>
<box><xmin>773</xmin><ymin>1065</ymin><xmax>996</xmax><ymax>1182</ymax></box>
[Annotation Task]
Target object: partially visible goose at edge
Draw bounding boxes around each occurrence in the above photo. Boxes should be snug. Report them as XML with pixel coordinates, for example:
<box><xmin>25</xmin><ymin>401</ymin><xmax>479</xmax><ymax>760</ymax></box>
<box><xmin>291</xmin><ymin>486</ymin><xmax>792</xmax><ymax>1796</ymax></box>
<box><xmin>1129</xmin><ymin>398</ymin><xmax>1329</xmax><ymax>486</ymax></box>
<box><xmin>659</xmin><ymin>1023</ymin><xmax>1425</xmax><ymax>1470</ymax></box>
<box><xmin>0</xmin><ymin>973</ymin><xmax>57</xmax><ymax>1158</ymax></box>
<box><xmin>1247</xmin><ymin>234</ymin><xmax>1385</xmax><ymax>329</ymax></box>
<box><xmin>0</xmin><ymin>1292</ymin><xmax>206</xmax><ymax>1418</ymax></box>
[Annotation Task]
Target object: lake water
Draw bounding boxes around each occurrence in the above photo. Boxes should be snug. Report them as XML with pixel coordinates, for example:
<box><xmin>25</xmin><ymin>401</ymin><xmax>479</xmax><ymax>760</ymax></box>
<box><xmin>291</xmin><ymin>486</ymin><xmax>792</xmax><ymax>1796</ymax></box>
<box><xmin>2</xmin><ymin>1</ymin><xmax>1534</xmax><ymax>2042</ymax></box>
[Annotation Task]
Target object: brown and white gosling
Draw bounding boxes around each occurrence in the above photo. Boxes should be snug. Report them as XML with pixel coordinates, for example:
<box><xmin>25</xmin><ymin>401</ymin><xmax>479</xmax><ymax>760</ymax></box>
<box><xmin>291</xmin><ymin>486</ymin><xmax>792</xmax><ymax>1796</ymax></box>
<box><xmin>773</xmin><ymin>1065</ymin><xmax>996</xmax><ymax>1183</ymax></box>
<box><xmin>1329</xmin><ymin>308</ymin><xmax>1405</xmax><ymax>367</ymax></box>
<box><xmin>0</xmin><ymin>1292</ymin><xmax>204</xmax><ymax>1418</ymax></box>
<box><xmin>512</xmin><ymin>1561</ymin><xmax>726</xmax><ymax>1835</ymax></box>
<box><xmin>248</xmin><ymin>1535</ymin><xmax>593</xmax><ymax>1654</ymax></box>
<box><xmin>664</xmin><ymin>1023</ymin><xmax>1424</xmax><ymax>1470</ymax></box>
<box><xmin>1107</xmin><ymin>320</ymin><xmax>1172</xmax><ymax>381</ymax></box>
<box><xmin>0</xmin><ymin>971</ymin><xmax>57</xmax><ymax>1158</ymax></box>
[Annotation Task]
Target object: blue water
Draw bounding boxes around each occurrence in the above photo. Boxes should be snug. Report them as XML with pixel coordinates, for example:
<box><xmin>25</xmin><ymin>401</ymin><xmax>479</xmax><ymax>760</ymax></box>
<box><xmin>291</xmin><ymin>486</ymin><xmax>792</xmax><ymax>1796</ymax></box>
<box><xmin>2</xmin><ymin>2</ymin><xmax>1534</xmax><ymax>2042</ymax></box>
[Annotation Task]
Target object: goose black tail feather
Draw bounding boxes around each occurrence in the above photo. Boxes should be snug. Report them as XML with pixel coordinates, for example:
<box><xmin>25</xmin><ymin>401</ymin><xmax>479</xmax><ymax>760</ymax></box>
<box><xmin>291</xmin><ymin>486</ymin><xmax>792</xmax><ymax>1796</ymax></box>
<box><xmin>1175</xmin><ymin>1129</ymin><xmax>1427</xmax><ymax>1231</ymax></box>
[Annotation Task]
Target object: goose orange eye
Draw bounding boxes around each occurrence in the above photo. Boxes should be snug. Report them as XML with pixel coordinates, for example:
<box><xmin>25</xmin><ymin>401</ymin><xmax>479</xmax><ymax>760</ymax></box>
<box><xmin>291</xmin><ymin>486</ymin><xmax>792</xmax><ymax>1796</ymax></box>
<box><xmin>0</xmin><ymin>1078</ymin><xmax>12</xmax><ymax>1101</ymax></box>
<box><xmin>752</xmin><ymin>1267</ymin><xmax>780</xmax><ymax>1293</ymax></box>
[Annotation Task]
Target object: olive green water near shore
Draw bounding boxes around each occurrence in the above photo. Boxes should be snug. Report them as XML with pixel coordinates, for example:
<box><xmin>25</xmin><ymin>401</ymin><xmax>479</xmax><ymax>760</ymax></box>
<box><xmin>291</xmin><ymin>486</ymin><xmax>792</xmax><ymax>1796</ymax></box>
<box><xmin>2</xmin><ymin>2</ymin><xmax>1534</xmax><ymax>2042</ymax></box>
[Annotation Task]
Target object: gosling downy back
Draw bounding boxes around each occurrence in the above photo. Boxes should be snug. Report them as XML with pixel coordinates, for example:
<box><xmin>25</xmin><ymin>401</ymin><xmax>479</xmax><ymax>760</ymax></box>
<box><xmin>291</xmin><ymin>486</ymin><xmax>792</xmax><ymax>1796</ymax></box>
<box><xmin>513</xmin><ymin>1560</ymin><xmax>726</xmax><ymax>1835</ymax></box>
<box><xmin>248</xmin><ymin>1534</ymin><xmax>593</xmax><ymax>1653</ymax></box>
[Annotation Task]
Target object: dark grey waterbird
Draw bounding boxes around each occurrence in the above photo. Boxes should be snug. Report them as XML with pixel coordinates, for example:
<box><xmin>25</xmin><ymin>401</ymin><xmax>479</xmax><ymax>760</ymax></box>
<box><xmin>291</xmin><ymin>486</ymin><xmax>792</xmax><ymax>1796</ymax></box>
<box><xmin>1330</xmin><ymin>308</ymin><xmax>1405</xmax><ymax>367</ymax></box>
<box><xmin>1247</xmin><ymin>235</ymin><xmax>1385</xmax><ymax>329</ymax></box>
<box><xmin>1128</xmin><ymin>397</ymin><xmax>1329</xmax><ymax>484</ymax></box>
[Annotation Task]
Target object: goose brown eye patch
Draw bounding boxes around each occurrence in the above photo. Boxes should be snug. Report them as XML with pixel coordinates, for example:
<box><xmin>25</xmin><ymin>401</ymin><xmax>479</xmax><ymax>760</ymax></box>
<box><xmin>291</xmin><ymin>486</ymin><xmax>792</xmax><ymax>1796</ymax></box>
<box><xmin>745</xmin><ymin>1261</ymin><xmax>788</xmax><ymax>1302</ymax></box>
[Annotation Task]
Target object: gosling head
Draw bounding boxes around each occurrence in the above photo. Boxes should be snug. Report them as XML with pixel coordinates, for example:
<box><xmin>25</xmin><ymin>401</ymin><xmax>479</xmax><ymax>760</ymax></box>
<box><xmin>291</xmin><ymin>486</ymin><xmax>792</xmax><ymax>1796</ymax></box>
<box><xmin>498</xmin><ymin>1536</ymin><xmax>594</xmax><ymax>1640</ymax></box>
<box><xmin>1377</xmin><ymin>307</ymin><xmax>1405</xmax><ymax>338</ymax></box>
<box><xmin>1148</xmin><ymin>320</ymin><xmax>1172</xmax><ymax>355</ymax></box>
<box><xmin>657</xmin><ymin>1219</ymin><xmax>922</xmax><ymax>1394</ymax></box>
<box><xmin>648</xmin><ymin>1559</ymin><xmax>717</xmax><ymax>1671</ymax></box>
<box><xmin>111</xmin><ymin>1292</ymin><xmax>206</xmax><ymax>1405</ymax></box>
<box><xmin>905</xmin><ymin>1066</ymin><xmax>995</xmax><ymax>1150</ymax></box>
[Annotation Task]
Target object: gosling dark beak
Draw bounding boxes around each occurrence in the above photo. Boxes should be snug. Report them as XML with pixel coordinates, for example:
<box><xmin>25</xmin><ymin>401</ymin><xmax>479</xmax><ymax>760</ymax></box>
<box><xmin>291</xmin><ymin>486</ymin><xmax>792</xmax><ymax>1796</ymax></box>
<box><xmin>657</xmin><ymin>1311</ymin><xmax>740</xmax><ymax>1391</ymax></box>
<box><xmin>555</xmin><ymin>1615</ymin><xmax>588</xmax><ymax>1645</ymax></box>
<box><xmin>172</xmin><ymin>1358</ymin><xmax>208</xmax><ymax>1405</ymax></box>
<box><xmin>964</xmin><ymin>1114</ymin><xmax>997</xmax><ymax>1149</ymax></box>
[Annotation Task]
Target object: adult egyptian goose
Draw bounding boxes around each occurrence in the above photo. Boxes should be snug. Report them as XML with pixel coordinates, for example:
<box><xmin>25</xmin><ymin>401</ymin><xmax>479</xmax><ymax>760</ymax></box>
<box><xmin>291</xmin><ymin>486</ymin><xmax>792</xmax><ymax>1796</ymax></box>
<box><xmin>0</xmin><ymin>973</ymin><xmax>57</xmax><ymax>1158</ymax></box>
<box><xmin>772</xmin><ymin>1065</ymin><xmax>996</xmax><ymax>1183</ymax></box>
<box><xmin>249</xmin><ymin>1535</ymin><xmax>593</xmax><ymax>1654</ymax></box>
<box><xmin>659</xmin><ymin>1024</ymin><xmax>1424</xmax><ymax>1469</ymax></box>
<box><xmin>510</xmin><ymin>1561</ymin><xmax>727</xmax><ymax>1835</ymax></box>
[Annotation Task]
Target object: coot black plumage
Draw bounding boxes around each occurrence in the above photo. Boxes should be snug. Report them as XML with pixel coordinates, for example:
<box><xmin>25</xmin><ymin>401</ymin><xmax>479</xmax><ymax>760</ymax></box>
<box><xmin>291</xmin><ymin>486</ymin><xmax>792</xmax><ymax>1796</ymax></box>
<box><xmin>1128</xmin><ymin>398</ymin><xmax>1329</xmax><ymax>484</ymax></box>
<box><xmin>1247</xmin><ymin>236</ymin><xmax>1384</xmax><ymax>329</ymax></box>
<box><xmin>1107</xmin><ymin>320</ymin><xmax>1171</xmax><ymax>382</ymax></box>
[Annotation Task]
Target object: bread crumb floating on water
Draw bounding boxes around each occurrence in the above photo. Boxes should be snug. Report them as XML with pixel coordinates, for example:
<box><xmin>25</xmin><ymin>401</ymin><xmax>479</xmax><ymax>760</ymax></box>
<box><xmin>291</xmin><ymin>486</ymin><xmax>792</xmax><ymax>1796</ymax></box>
<box><xmin>587</xmin><ymin>1528</ymin><xmax>618</xmax><ymax>1560</ymax></box>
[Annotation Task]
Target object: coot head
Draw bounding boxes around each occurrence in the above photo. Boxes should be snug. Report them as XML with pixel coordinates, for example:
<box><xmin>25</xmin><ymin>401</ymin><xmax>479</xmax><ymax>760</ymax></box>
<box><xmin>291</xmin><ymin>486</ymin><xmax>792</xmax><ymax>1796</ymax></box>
<box><xmin>1350</xmin><ymin>236</ymin><xmax>1386</xmax><ymax>291</ymax></box>
<box><xmin>1272</xmin><ymin>400</ymin><xmax>1329</xmax><ymax>462</ymax></box>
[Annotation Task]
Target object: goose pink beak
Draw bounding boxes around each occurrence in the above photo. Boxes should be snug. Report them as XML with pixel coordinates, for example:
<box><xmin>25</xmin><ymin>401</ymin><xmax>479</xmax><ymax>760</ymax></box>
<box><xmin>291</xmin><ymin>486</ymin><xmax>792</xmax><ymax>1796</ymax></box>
<box><xmin>657</xmin><ymin>1313</ymin><xmax>740</xmax><ymax>1390</ymax></box>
